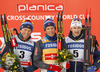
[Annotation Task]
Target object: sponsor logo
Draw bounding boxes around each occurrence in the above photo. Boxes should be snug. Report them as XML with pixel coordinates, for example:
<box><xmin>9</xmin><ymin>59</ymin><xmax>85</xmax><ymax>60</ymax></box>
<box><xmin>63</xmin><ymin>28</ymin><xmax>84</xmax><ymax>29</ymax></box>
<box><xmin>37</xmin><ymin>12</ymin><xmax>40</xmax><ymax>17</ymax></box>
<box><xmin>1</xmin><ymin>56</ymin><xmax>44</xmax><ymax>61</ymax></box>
<box><xmin>17</xmin><ymin>4</ymin><xmax>64</xmax><ymax>12</ymax></box>
<box><xmin>45</xmin><ymin>53</ymin><xmax>57</xmax><ymax>60</ymax></box>
<box><xmin>31</xmin><ymin>32</ymin><xmax>41</xmax><ymax>42</ymax></box>
<box><xmin>45</xmin><ymin>43</ymin><xmax>57</xmax><ymax>48</ymax></box>
<box><xmin>27</xmin><ymin>25</ymin><xmax>30</xmax><ymax>28</ymax></box>
<box><xmin>68</xmin><ymin>44</ymin><xmax>84</xmax><ymax>48</ymax></box>
<box><xmin>42</xmin><ymin>39</ymin><xmax>46</xmax><ymax>42</ymax></box>
<box><xmin>48</xmin><ymin>23</ymin><xmax>51</xmax><ymax>25</ymax></box>
<box><xmin>20</xmin><ymin>61</ymin><xmax>30</xmax><ymax>66</ymax></box>
<box><xmin>18</xmin><ymin>44</ymin><xmax>32</xmax><ymax>50</ymax></box>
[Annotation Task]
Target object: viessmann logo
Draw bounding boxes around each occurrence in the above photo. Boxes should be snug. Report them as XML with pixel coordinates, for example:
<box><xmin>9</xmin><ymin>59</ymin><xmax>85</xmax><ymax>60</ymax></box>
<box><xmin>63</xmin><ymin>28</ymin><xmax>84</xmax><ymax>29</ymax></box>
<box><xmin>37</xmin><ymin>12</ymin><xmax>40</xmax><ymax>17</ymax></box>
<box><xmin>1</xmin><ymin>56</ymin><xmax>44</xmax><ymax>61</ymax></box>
<box><xmin>17</xmin><ymin>4</ymin><xmax>64</xmax><ymax>12</ymax></box>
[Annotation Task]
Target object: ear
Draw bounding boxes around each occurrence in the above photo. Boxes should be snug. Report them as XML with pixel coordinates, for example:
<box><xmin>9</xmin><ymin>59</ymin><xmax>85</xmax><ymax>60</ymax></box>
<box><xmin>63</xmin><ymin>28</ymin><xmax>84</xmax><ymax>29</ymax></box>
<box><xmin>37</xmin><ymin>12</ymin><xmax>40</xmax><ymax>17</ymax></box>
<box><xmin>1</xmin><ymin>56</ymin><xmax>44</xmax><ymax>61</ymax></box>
<box><xmin>44</xmin><ymin>30</ymin><xmax>46</xmax><ymax>34</ymax></box>
<box><xmin>20</xmin><ymin>30</ymin><xmax>21</xmax><ymax>32</ymax></box>
<box><xmin>20</xmin><ymin>29</ymin><xmax>22</xmax><ymax>33</ymax></box>
<box><xmin>70</xmin><ymin>28</ymin><xmax>72</xmax><ymax>31</ymax></box>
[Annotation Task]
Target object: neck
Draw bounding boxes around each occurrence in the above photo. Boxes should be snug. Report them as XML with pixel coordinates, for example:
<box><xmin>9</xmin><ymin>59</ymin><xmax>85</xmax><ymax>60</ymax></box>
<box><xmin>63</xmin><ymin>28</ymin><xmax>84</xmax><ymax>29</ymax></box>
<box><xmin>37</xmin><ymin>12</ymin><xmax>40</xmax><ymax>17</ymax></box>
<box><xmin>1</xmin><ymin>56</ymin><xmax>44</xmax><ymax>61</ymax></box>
<box><xmin>46</xmin><ymin>33</ymin><xmax>57</xmax><ymax>41</ymax></box>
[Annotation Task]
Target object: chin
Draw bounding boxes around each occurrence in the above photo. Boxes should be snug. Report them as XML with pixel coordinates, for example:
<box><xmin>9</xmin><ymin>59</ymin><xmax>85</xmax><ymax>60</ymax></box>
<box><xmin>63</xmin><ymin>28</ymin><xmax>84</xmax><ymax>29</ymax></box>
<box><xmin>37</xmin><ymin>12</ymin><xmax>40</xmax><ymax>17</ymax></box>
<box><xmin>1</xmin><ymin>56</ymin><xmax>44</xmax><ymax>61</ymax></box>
<box><xmin>76</xmin><ymin>35</ymin><xmax>80</xmax><ymax>37</ymax></box>
<box><xmin>48</xmin><ymin>34</ymin><xmax>55</xmax><ymax>37</ymax></box>
<box><xmin>75</xmin><ymin>34</ymin><xmax>80</xmax><ymax>37</ymax></box>
<box><xmin>23</xmin><ymin>36</ymin><xmax>29</xmax><ymax>39</ymax></box>
<box><xmin>49</xmin><ymin>35</ymin><xmax>54</xmax><ymax>37</ymax></box>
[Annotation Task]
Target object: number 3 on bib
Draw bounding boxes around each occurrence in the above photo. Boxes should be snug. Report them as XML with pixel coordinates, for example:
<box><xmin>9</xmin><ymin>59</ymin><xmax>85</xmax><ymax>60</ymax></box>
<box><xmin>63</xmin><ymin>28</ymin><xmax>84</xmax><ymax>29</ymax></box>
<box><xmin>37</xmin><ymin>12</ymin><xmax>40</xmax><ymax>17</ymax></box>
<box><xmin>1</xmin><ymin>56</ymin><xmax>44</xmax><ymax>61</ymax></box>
<box><xmin>19</xmin><ymin>51</ymin><xmax>25</xmax><ymax>58</ymax></box>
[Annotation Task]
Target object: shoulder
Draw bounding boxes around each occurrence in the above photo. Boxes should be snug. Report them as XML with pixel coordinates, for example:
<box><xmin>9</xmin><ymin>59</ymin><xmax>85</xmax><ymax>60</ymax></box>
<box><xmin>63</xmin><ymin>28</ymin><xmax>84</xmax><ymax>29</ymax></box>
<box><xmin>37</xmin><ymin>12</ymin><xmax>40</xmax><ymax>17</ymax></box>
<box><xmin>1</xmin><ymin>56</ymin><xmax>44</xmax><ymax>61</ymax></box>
<box><xmin>41</xmin><ymin>37</ymin><xmax>49</xmax><ymax>43</ymax></box>
<box><xmin>65</xmin><ymin>36</ymin><xmax>69</xmax><ymax>40</ymax></box>
<box><xmin>14</xmin><ymin>35</ymin><xmax>18</xmax><ymax>38</ymax></box>
<box><xmin>36</xmin><ymin>39</ymin><xmax>42</xmax><ymax>45</ymax></box>
<box><xmin>36</xmin><ymin>37</ymin><xmax>48</xmax><ymax>47</ymax></box>
<box><xmin>28</xmin><ymin>39</ymin><xmax>35</xmax><ymax>43</ymax></box>
<box><xmin>65</xmin><ymin>36</ymin><xmax>73</xmax><ymax>42</ymax></box>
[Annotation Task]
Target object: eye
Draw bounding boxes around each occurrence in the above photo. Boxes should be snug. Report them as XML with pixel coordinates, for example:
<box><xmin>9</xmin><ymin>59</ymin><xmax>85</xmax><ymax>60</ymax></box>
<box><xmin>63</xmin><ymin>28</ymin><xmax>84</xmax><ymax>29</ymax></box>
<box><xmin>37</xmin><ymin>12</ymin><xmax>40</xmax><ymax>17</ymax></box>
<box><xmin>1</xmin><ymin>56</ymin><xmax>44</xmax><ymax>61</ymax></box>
<box><xmin>73</xmin><ymin>27</ymin><xmax>76</xmax><ymax>29</ymax></box>
<box><xmin>28</xmin><ymin>30</ymin><xmax>31</xmax><ymax>32</ymax></box>
<box><xmin>24</xmin><ymin>29</ymin><xmax>27</xmax><ymax>31</ymax></box>
<box><xmin>46</xmin><ymin>28</ymin><xmax>50</xmax><ymax>30</ymax></box>
<box><xmin>78</xmin><ymin>27</ymin><xmax>81</xmax><ymax>29</ymax></box>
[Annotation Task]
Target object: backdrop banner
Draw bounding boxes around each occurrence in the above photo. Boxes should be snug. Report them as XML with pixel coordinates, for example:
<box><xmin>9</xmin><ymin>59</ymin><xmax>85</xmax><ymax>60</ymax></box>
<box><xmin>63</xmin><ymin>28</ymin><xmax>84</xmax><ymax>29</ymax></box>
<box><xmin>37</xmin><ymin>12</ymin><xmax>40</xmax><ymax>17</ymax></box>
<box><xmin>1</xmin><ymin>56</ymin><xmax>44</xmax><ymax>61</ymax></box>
<box><xmin>0</xmin><ymin>0</ymin><xmax>100</xmax><ymax>72</ymax></box>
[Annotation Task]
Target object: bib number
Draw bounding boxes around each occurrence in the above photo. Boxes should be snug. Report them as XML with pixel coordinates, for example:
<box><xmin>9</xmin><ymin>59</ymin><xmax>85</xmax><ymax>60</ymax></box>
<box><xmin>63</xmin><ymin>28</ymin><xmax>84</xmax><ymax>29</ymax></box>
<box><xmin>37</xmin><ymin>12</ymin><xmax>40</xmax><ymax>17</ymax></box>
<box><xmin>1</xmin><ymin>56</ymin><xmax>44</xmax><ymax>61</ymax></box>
<box><xmin>73</xmin><ymin>50</ymin><xmax>79</xmax><ymax>57</ymax></box>
<box><xmin>19</xmin><ymin>51</ymin><xmax>25</xmax><ymax>58</ymax></box>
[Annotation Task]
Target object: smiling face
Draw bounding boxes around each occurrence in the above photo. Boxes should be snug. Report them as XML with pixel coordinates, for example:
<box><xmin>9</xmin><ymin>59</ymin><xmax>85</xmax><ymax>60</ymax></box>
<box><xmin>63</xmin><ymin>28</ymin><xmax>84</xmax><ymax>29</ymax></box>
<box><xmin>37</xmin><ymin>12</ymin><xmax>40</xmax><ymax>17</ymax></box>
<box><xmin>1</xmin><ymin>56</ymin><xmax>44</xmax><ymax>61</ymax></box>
<box><xmin>45</xmin><ymin>26</ymin><xmax>56</xmax><ymax>37</ymax></box>
<box><xmin>71</xmin><ymin>26</ymin><xmax>82</xmax><ymax>37</ymax></box>
<box><xmin>20</xmin><ymin>28</ymin><xmax>32</xmax><ymax>40</ymax></box>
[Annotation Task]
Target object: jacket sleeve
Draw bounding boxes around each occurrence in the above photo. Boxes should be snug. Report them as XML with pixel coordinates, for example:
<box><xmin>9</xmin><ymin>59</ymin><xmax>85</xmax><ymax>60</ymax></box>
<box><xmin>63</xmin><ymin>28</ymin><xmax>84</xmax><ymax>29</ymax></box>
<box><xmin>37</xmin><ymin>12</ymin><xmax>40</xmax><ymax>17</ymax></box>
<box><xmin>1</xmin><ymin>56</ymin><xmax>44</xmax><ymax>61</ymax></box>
<box><xmin>93</xmin><ymin>47</ymin><xmax>100</xmax><ymax>71</ymax></box>
<box><xmin>33</xmin><ymin>40</ymin><xmax>49</xmax><ymax>69</ymax></box>
<box><xmin>0</xmin><ymin>43</ymin><xmax>6</xmax><ymax>55</ymax></box>
<box><xmin>0</xmin><ymin>43</ymin><xmax>6</xmax><ymax>68</ymax></box>
<box><xmin>26</xmin><ymin>42</ymin><xmax>38</xmax><ymax>72</ymax></box>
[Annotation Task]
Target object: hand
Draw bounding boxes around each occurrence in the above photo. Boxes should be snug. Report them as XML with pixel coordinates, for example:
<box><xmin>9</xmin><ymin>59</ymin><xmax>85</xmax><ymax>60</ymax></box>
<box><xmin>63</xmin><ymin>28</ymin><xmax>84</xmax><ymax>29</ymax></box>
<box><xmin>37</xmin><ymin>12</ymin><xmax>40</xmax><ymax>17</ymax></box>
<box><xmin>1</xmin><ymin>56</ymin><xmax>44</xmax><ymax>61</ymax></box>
<box><xmin>48</xmin><ymin>64</ymin><xmax>62</xmax><ymax>72</ymax></box>
<box><xmin>87</xmin><ymin>66</ymin><xmax>96</xmax><ymax>72</ymax></box>
<box><xmin>92</xmin><ymin>35</ymin><xmax>99</xmax><ymax>47</ymax></box>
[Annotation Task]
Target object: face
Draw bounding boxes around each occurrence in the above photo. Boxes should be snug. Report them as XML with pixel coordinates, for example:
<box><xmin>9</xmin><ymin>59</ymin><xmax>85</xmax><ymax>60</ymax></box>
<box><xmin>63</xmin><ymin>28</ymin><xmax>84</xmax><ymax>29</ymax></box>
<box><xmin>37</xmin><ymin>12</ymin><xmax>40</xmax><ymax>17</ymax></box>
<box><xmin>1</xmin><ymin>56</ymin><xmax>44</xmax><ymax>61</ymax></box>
<box><xmin>20</xmin><ymin>28</ymin><xmax>32</xmax><ymax>40</ymax></box>
<box><xmin>71</xmin><ymin>26</ymin><xmax>82</xmax><ymax>37</ymax></box>
<box><xmin>45</xmin><ymin>26</ymin><xmax>56</xmax><ymax>37</ymax></box>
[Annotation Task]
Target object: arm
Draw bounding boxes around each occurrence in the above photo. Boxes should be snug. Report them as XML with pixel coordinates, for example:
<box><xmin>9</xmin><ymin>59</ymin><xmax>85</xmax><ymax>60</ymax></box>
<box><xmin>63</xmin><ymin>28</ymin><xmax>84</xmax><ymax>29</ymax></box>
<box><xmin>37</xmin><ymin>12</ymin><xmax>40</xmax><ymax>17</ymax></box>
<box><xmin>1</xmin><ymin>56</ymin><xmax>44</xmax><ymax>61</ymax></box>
<box><xmin>33</xmin><ymin>40</ymin><xmax>49</xmax><ymax>69</ymax></box>
<box><xmin>0</xmin><ymin>43</ymin><xmax>6</xmax><ymax>71</ymax></box>
<box><xmin>0</xmin><ymin>43</ymin><xmax>6</xmax><ymax>56</ymax></box>
<box><xmin>92</xmin><ymin>36</ymin><xmax>100</xmax><ymax>71</ymax></box>
<box><xmin>92</xmin><ymin>47</ymin><xmax>100</xmax><ymax>71</ymax></box>
<box><xmin>87</xmin><ymin>44</ymin><xmax>100</xmax><ymax>72</ymax></box>
<box><xmin>33</xmin><ymin>40</ymin><xmax>62</xmax><ymax>72</ymax></box>
<box><xmin>87</xmin><ymin>47</ymin><xmax>100</xmax><ymax>71</ymax></box>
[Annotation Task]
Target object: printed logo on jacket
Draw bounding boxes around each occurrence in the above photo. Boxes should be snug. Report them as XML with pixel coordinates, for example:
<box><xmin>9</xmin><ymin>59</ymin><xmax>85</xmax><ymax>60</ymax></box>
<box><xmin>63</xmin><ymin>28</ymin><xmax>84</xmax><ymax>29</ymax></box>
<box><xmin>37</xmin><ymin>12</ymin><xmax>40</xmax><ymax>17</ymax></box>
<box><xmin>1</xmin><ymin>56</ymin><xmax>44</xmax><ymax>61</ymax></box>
<box><xmin>43</xmin><ymin>42</ymin><xmax>57</xmax><ymax>49</ymax></box>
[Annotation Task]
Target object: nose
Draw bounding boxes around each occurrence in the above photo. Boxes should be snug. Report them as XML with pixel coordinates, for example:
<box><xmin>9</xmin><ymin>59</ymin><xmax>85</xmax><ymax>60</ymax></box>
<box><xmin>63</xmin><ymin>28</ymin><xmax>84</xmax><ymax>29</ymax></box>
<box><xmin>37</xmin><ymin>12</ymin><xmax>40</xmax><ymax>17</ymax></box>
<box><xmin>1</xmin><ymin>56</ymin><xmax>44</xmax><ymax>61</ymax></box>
<box><xmin>25</xmin><ymin>31</ymin><xmax>29</xmax><ymax>34</ymax></box>
<box><xmin>50</xmin><ymin>28</ymin><xmax>53</xmax><ymax>31</ymax></box>
<box><xmin>50</xmin><ymin>29</ymin><xmax>52</xmax><ymax>31</ymax></box>
<box><xmin>75</xmin><ymin>29</ymin><xmax>79</xmax><ymax>32</ymax></box>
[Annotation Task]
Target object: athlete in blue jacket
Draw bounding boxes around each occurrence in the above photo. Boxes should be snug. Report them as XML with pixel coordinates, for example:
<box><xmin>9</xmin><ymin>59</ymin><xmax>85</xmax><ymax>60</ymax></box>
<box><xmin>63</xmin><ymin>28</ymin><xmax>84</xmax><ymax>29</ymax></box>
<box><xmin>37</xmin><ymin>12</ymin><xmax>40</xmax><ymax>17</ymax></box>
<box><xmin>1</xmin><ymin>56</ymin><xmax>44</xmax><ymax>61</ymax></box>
<box><xmin>0</xmin><ymin>18</ymin><xmax>38</xmax><ymax>72</ymax></box>
<box><xmin>65</xmin><ymin>18</ymin><xmax>100</xmax><ymax>72</ymax></box>
<box><xmin>33</xmin><ymin>18</ymin><xmax>70</xmax><ymax>72</ymax></box>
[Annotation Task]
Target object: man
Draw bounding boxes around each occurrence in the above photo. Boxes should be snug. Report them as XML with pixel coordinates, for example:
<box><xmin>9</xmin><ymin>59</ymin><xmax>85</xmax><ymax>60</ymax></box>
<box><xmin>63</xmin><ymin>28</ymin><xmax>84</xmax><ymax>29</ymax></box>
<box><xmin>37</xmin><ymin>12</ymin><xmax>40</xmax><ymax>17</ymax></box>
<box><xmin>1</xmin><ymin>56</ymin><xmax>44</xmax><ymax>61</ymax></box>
<box><xmin>65</xmin><ymin>18</ymin><xmax>100</xmax><ymax>72</ymax></box>
<box><xmin>0</xmin><ymin>18</ymin><xmax>38</xmax><ymax>72</ymax></box>
<box><xmin>14</xmin><ymin>18</ymin><xmax>38</xmax><ymax>72</ymax></box>
<box><xmin>33</xmin><ymin>18</ymin><xmax>70</xmax><ymax>72</ymax></box>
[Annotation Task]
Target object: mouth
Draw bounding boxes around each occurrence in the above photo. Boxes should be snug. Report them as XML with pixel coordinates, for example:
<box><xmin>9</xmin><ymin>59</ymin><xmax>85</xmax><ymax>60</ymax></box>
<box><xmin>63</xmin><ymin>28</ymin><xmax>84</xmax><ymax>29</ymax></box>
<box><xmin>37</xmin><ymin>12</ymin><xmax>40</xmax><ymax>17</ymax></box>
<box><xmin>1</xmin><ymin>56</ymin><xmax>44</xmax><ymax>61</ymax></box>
<box><xmin>24</xmin><ymin>34</ymin><xmax>28</xmax><ymax>37</ymax></box>
<box><xmin>48</xmin><ymin>32</ymin><xmax>55</xmax><ymax>36</ymax></box>
<box><xmin>75</xmin><ymin>32</ymin><xmax>79</xmax><ymax>34</ymax></box>
<box><xmin>24</xmin><ymin>34</ymin><xmax>29</xmax><ymax>38</ymax></box>
<box><xmin>49</xmin><ymin>32</ymin><xmax>53</xmax><ymax>35</ymax></box>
